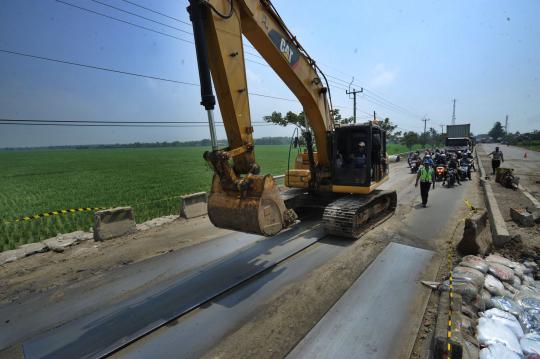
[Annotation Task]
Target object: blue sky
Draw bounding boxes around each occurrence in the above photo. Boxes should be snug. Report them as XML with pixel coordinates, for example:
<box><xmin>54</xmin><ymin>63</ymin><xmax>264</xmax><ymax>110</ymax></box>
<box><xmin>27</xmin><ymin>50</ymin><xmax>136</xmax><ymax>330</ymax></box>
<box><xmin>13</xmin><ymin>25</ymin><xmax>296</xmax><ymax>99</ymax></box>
<box><xmin>0</xmin><ymin>0</ymin><xmax>539</xmax><ymax>147</ymax></box>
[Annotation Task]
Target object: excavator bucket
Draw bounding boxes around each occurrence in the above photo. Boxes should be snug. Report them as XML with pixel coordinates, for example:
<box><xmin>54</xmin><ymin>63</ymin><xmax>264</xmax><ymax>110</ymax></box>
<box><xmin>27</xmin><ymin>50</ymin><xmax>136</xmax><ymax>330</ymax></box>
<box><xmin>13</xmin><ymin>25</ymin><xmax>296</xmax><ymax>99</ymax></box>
<box><xmin>207</xmin><ymin>174</ymin><xmax>297</xmax><ymax>236</ymax></box>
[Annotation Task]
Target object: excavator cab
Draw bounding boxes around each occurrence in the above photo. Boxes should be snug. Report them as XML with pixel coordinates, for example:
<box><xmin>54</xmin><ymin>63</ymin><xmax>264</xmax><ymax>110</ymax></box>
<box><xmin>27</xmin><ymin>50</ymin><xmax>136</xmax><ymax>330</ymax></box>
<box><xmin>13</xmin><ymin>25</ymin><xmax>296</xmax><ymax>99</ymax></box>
<box><xmin>332</xmin><ymin>123</ymin><xmax>389</xmax><ymax>192</ymax></box>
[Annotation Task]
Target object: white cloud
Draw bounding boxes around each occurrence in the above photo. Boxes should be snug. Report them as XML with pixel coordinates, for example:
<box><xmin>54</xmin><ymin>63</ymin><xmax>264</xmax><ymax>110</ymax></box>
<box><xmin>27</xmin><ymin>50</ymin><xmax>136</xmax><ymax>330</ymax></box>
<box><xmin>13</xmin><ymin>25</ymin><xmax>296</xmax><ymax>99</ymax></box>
<box><xmin>369</xmin><ymin>64</ymin><xmax>398</xmax><ymax>88</ymax></box>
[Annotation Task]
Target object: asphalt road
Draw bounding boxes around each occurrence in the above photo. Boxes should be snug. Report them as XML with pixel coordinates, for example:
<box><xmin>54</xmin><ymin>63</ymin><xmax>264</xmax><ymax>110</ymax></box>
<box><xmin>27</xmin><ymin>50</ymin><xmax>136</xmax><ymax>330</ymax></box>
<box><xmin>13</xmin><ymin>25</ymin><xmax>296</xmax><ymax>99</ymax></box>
<box><xmin>113</xmin><ymin>160</ymin><xmax>476</xmax><ymax>359</ymax></box>
<box><xmin>1</xmin><ymin>159</ymin><xmax>480</xmax><ymax>358</ymax></box>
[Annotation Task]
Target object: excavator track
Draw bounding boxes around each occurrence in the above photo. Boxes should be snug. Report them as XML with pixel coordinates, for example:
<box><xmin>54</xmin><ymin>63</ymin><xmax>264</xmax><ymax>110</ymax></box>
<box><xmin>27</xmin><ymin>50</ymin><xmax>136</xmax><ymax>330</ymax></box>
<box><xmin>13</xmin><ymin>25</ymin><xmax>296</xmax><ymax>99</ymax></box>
<box><xmin>322</xmin><ymin>190</ymin><xmax>397</xmax><ymax>238</ymax></box>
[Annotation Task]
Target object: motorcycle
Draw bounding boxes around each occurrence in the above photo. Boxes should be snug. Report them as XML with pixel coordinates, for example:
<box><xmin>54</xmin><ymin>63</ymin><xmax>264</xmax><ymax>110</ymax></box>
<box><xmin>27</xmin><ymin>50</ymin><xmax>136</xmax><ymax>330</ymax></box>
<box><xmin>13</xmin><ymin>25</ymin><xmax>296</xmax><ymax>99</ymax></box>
<box><xmin>459</xmin><ymin>161</ymin><xmax>471</xmax><ymax>181</ymax></box>
<box><xmin>446</xmin><ymin>168</ymin><xmax>458</xmax><ymax>187</ymax></box>
<box><xmin>435</xmin><ymin>165</ymin><xmax>446</xmax><ymax>182</ymax></box>
<box><xmin>410</xmin><ymin>159</ymin><xmax>421</xmax><ymax>174</ymax></box>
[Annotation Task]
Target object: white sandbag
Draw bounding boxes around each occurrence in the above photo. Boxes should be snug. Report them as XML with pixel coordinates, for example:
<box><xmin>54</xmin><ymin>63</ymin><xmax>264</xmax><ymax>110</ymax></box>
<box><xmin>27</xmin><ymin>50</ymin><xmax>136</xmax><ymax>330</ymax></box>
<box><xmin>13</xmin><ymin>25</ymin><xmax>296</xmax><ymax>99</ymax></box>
<box><xmin>481</xmin><ymin>306</ymin><xmax>524</xmax><ymax>338</ymax></box>
<box><xmin>441</xmin><ymin>280</ymin><xmax>479</xmax><ymax>302</ymax></box>
<box><xmin>513</xmin><ymin>276</ymin><xmax>522</xmax><ymax>288</ymax></box>
<box><xmin>503</xmin><ymin>281</ymin><xmax>520</xmax><ymax>295</ymax></box>
<box><xmin>461</xmin><ymin>255</ymin><xmax>489</xmax><ymax>273</ymax></box>
<box><xmin>481</xmin><ymin>289</ymin><xmax>492</xmax><ymax>305</ymax></box>
<box><xmin>519</xmin><ymin>308</ymin><xmax>540</xmax><ymax>334</ymax></box>
<box><xmin>453</xmin><ymin>265</ymin><xmax>486</xmax><ymax>288</ymax></box>
<box><xmin>477</xmin><ymin>317</ymin><xmax>523</xmax><ymax>355</ymax></box>
<box><xmin>482</xmin><ymin>308</ymin><xmax>519</xmax><ymax>321</ymax></box>
<box><xmin>521</xmin><ymin>333</ymin><xmax>540</xmax><ymax>355</ymax></box>
<box><xmin>489</xmin><ymin>262</ymin><xmax>516</xmax><ymax>283</ymax></box>
<box><xmin>486</xmin><ymin>254</ymin><xmax>515</xmax><ymax>268</ymax></box>
<box><xmin>514</xmin><ymin>265</ymin><xmax>525</xmax><ymax>280</ymax></box>
<box><xmin>485</xmin><ymin>274</ymin><xmax>506</xmax><ymax>296</ymax></box>
<box><xmin>489</xmin><ymin>296</ymin><xmax>523</xmax><ymax>317</ymax></box>
<box><xmin>479</xmin><ymin>343</ymin><xmax>522</xmax><ymax>359</ymax></box>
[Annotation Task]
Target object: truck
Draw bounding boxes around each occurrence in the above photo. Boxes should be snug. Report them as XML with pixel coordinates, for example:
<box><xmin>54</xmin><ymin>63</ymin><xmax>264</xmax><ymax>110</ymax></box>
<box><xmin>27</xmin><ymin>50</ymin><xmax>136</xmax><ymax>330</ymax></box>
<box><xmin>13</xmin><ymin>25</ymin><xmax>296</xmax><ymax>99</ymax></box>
<box><xmin>445</xmin><ymin>124</ymin><xmax>472</xmax><ymax>153</ymax></box>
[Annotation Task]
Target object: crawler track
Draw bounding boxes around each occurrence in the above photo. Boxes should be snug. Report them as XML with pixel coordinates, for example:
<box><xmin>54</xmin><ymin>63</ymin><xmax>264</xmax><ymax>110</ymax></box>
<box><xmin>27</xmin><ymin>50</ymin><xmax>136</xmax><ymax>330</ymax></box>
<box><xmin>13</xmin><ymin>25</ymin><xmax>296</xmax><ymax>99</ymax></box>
<box><xmin>323</xmin><ymin>190</ymin><xmax>397</xmax><ymax>238</ymax></box>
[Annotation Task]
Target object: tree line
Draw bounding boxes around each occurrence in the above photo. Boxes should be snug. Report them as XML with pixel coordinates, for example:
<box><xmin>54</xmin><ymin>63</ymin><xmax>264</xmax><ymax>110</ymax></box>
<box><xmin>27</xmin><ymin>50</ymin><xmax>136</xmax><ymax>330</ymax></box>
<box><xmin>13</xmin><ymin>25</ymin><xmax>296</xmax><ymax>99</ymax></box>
<box><xmin>486</xmin><ymin>121</ymin><xmax>540</xmax><ymax>146</ymax></box>
<box><xmin>263</xmin><ymin>109</ymin><xmax>445</xmax><ymax>149</ymax></box>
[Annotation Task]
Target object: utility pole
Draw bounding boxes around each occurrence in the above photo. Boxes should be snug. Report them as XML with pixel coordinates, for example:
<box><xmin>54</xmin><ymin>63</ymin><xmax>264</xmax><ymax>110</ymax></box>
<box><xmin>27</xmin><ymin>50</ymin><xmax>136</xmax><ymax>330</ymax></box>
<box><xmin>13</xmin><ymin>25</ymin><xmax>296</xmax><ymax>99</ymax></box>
<box><xmin>451</xmin><ymin>99</ymin><xmax>456</xmax><ymax>125</ymax></box>
<box><xmin>421</xmin><ymin>117</ymin><xmax>430</xmax><ymax>134</ymax></box>
<box><xmin>505</xmin><ymin>115</ymin><xmax>509</xmax><ymax>135</ymax></box>
<box><xmin>373</xmin><ymin>111</ymin><xmax>376</xmax><ymax>122</ymax></box>
<box><xmin>440</xmin><ymin>124</ymin><xmax>444</xmax><ymax>134</ymax></box>
<box><xmin>346</xmin><ymin>77</ymin><xmax>363</xmax><ymax>124</ymax></box>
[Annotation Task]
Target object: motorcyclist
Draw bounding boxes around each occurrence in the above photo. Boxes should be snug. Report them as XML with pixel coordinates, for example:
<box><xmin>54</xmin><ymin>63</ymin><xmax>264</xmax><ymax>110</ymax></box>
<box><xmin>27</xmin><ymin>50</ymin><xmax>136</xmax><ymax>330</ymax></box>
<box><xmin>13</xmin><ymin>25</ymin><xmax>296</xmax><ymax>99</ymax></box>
<box><xmin>460</xmin><ymin>156</ymin><xmax>473</xmax><ymax>180</ymax></box>
<box><xmin>444</xmin><ymin>155</ymin><xmax>461</xmax><ymax>186</ymax></box>
<box><xmin>423</xmin><ymin>154</ymin><xmax>434</xmax><ymax>167</ymax></box>
<box><xmin>466</xmin><ymin>150</ymin><xmax>476</xmax><ymax>171</ymax></box>
<box><xmin>435</xmin><ymin>153</ymin><xmax>447</xmax><ymax>166</ymax></box>
<box><xmin>407</xmin><ymin>152</ymin><xmax>414</xmax><ymax>167</ymax></box>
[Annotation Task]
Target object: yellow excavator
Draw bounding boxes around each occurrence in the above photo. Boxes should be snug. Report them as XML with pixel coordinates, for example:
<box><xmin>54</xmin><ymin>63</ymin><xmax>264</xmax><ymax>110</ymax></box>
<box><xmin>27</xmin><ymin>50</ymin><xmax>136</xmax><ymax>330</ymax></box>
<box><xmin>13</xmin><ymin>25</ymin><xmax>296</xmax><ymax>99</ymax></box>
<box><xmin>188</xmin><ymin>0</ymin><xmax>397</xmax><ymax>238</ymax></box>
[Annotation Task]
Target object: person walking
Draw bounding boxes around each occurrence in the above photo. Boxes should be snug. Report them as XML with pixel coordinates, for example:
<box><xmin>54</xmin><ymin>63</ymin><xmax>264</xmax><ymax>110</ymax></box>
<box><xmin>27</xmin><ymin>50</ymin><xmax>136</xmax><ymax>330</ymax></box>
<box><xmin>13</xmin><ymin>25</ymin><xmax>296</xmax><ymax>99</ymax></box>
<box><xmin>415</xmin><ymin>160</ymin><xmax>436</xmax><ymax>208</ymax></box>
<box><xmin>488</xmin><ymin>146</ymin><xmax>504</xmax><ymax>175</ymax></box>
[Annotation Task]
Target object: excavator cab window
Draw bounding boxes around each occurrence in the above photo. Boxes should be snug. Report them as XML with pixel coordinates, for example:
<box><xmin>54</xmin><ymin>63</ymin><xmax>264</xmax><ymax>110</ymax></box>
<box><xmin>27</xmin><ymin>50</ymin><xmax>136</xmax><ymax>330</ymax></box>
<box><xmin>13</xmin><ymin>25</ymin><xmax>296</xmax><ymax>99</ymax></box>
<box><xmin>332</xmin><ymin>124</ymin><xmax>372</xmax><ymax>186</ymax></box>
<box><xmin>332</xmin><ymin>124</ymin><xmax>387</xmax><ymax>187</ymax></box>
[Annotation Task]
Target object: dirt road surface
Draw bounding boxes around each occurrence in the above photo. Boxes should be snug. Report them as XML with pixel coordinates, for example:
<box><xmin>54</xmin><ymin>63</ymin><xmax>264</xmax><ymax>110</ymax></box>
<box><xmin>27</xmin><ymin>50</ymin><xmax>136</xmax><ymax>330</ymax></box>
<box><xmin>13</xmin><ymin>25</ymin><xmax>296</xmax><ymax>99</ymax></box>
<box><xmin>478</xmin><ymin>143</ymin><xmax>540</xmax><ymax>258</ymax></box>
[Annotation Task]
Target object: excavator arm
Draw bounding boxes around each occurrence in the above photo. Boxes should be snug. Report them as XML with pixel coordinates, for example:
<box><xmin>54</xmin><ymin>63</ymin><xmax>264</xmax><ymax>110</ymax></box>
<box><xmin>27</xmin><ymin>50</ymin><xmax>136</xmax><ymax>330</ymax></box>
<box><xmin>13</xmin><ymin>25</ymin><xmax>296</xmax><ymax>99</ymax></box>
<box><xmin>188</xmin><ymin>0</ymin><xmax>334</xmax><ymax>235</ymax></box>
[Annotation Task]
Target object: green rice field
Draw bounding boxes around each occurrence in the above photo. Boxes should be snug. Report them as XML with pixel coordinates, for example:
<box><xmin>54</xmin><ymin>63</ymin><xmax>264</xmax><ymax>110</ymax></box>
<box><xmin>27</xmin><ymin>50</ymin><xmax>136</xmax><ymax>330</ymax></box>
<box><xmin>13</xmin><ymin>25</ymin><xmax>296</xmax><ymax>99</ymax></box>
<box><xmin>0</xmin><ymin>144</ymin><xmax>411</xmax><ymax>251</ymax></box>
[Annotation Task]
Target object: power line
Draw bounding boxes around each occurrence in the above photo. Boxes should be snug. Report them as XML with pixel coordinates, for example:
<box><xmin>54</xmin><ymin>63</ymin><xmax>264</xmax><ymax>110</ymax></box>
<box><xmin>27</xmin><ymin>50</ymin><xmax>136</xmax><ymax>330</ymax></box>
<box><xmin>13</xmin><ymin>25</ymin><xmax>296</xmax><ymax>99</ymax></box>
<box><xmin>0</xmin><ymin>49</ymin><xmax>199</xmax><ymax>86</ymax></box>
<box><xmin>361</xmin><ymin>92</ymin><xmax>419</xmax><ymax>119</ymax></box>
<box><xmin>0</xmin><ymin>122</ymin><xmax>277</xmax><ymax>128</ymax></box>
<box><xmin>0</xmin><ymin>49</ymin><xmax>298</xmax><ymax>102</ymax></box>
<box><xmin>87</xmin><ymin>0</ymin><xmax>192</xmax><ymax>34</ymax></box>
<box><xmin>55</xmin><ymin>0</ymin><xmax>193</xmax><ymax>43</ymax></box>
<box><xmin>56</xmin><ymin>0</ymin><xmax>426</xmax><ymax>120</ymax></box>
<box><xmin>0</xmin><ymin>118</ymin><xmax>268</xmax><ymax>124</ymax></box>
<box><xmin>363</xmin><ymin>89</ymin><xmax>422</xmax><ymax>118</ymax></box>
<box><xmin>117</xmin><ymin>0</ymin><xmax>191</xmax><ymax>26</ymax></box>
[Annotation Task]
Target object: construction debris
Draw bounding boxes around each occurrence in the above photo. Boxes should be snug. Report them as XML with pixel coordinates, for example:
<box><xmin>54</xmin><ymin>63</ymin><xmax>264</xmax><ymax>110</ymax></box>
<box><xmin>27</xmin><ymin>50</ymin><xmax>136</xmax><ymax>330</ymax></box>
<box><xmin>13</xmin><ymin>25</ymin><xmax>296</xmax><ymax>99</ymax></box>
<box><xmin>496</xmin><ymin>168</ymin><xmax>520</xmax><ymax>189</ymax></box>
<box><xmin>510</xmin><ymin>207</ymin><xmax>536</xmax><ymax>227</ymax></box>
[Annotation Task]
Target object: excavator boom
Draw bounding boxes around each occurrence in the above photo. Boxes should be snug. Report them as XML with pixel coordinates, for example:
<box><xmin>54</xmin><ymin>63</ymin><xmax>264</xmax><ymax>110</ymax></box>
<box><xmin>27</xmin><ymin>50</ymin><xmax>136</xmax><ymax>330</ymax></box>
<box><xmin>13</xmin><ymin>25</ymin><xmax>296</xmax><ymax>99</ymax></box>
<box><xmin>188</xmin><ymin>0</ymin><xmax>333</xmax><ymax>235</ymax></box>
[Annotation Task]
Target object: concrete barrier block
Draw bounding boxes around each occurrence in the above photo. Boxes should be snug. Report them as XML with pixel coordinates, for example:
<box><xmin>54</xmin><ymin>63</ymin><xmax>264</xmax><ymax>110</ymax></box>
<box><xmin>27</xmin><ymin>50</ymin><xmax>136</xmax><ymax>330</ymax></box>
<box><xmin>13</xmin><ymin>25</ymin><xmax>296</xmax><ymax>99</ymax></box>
<box><xmin>481</xmin><ymin>180</ymin><xmax>511</xmax><ymax>247</ymax></box>
<box><xmin>94</xmin><ymin>207</ymin><xmax>136</xmax><ymax>241</ymax></box>
<box><xmin>180</xmin><ymin>192</ymin><xmax>207</xmax><ymax>219</ymax></box>
<box><xmin>458</xmin><ymin>209</ymin><xmax>492</xmax><ymax>256</ymax></box>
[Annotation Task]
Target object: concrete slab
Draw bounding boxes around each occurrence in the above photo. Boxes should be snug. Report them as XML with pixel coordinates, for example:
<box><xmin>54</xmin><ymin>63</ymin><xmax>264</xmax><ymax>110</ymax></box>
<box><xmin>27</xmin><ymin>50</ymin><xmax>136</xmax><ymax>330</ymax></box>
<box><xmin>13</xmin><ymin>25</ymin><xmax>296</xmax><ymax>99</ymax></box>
<box><xmin>0</xmin><ymin>250</ymin><xmax>20</xmax><ymax>265</ymax></box>
<box><xmin>287</xmin><ymin>242</ymin><xmax>436</xmax><ymax>359</ymax></box>
<box><xmin>19</xmin><ymin>242</ymin><xmax>47</xmax><ymax>257</ymax></box>
<box><xmin>22</xmin><ymin>223</ymin><xmax>324</xmax><ymax>359</ymax></box>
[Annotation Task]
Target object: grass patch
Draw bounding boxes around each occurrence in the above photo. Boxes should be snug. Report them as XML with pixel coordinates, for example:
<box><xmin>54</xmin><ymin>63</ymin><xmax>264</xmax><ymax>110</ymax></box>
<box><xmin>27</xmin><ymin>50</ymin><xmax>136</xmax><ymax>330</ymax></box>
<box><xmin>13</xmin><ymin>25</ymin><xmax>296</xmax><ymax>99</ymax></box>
<box><xmin>0</xmin><ymin>146</ymin><xmax>292</xmax><ymax>249</ymax></box>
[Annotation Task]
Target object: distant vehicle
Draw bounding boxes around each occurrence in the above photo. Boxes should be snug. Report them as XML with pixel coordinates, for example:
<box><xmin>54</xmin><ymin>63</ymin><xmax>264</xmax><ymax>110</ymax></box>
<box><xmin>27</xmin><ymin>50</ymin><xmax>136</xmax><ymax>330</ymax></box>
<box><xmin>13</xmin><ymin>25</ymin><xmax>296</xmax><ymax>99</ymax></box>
<box><xmin>445</xmin><ymin>137</ymin><xmax>472</xmax><ymax>153</ymax></box>
<box><xmin>445</xmin><ymin>124</ymin><xmax>472</xmax><ymax>153</ymax></box>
